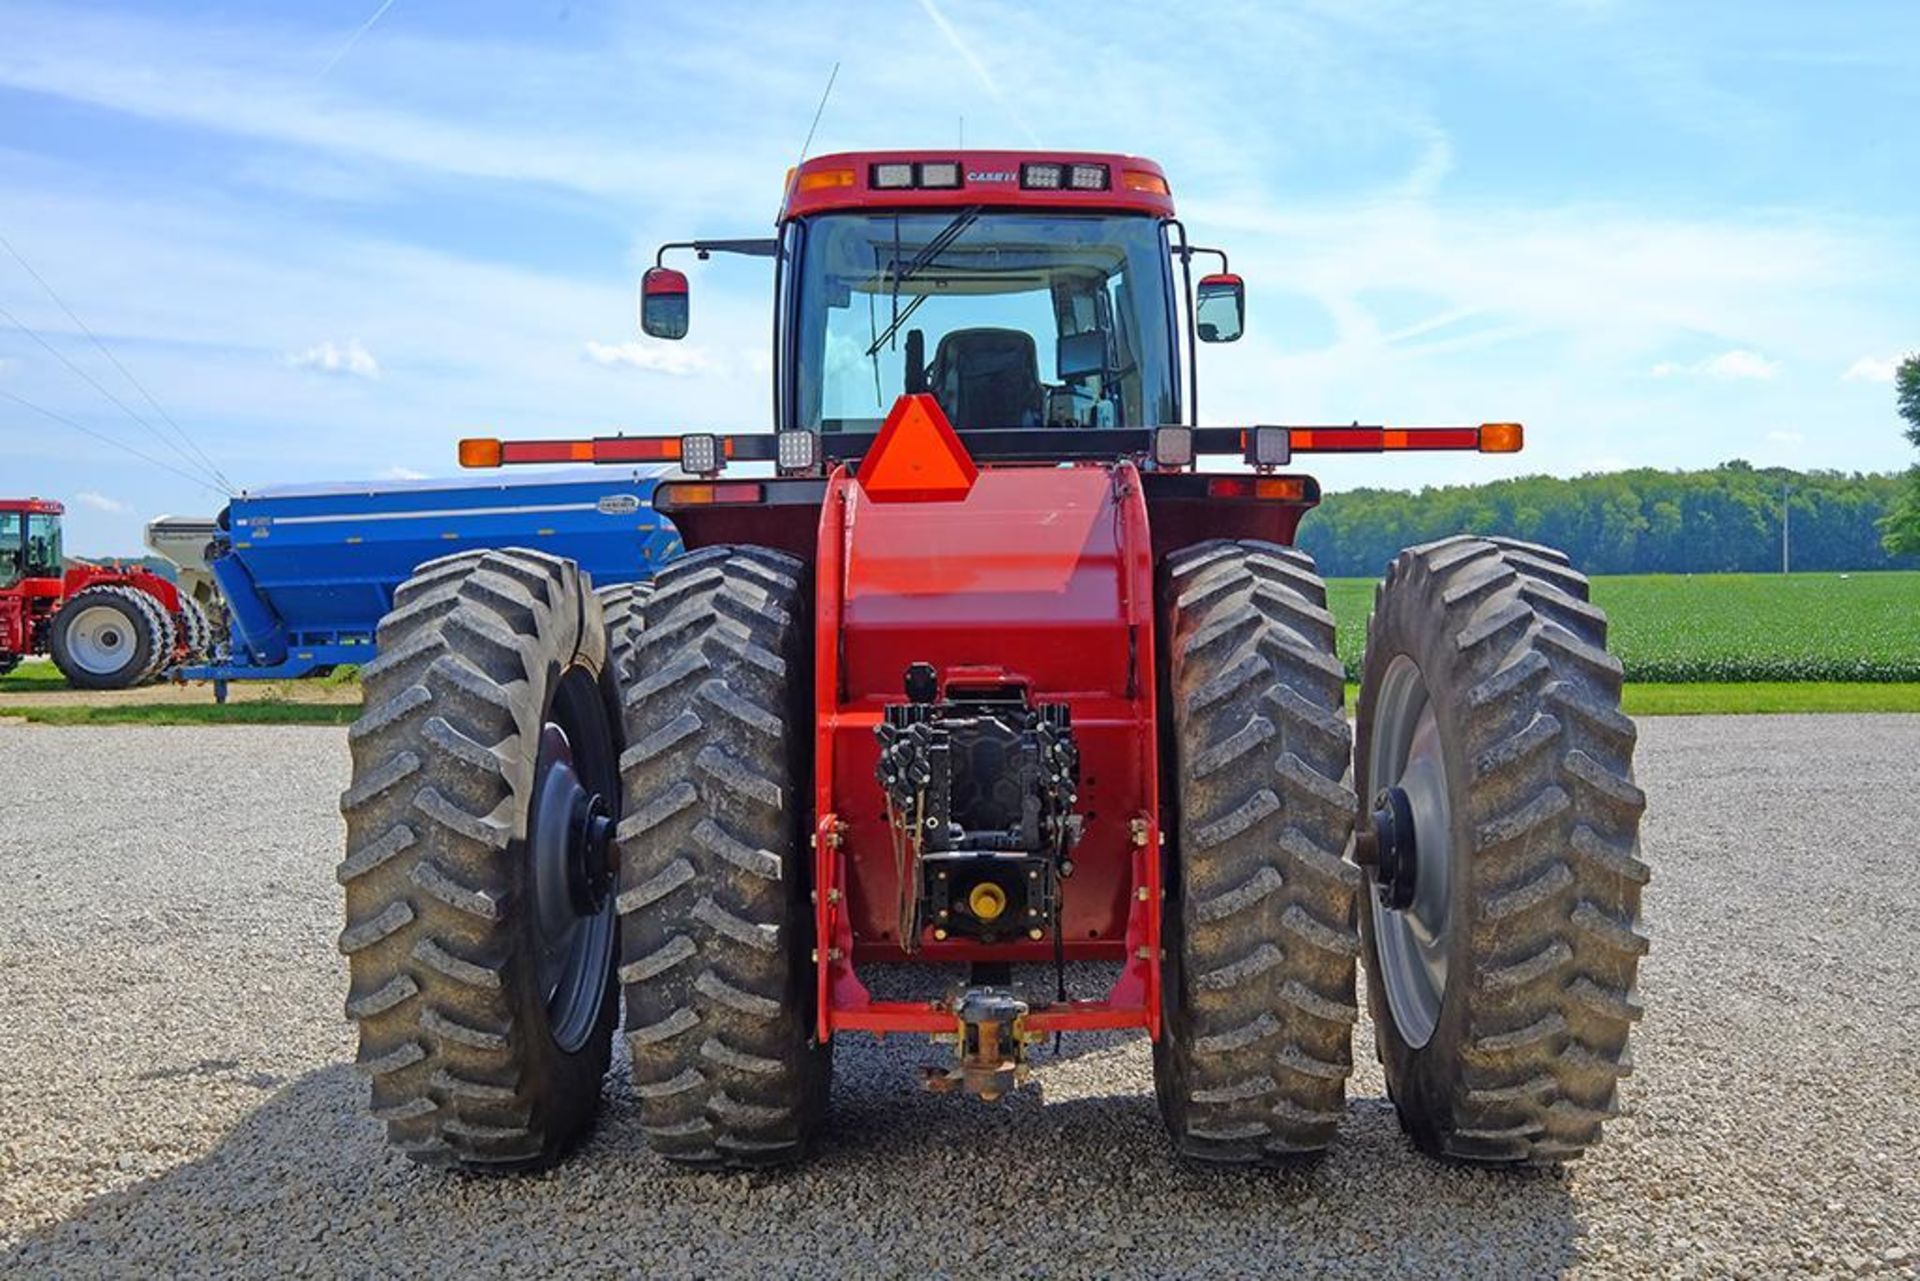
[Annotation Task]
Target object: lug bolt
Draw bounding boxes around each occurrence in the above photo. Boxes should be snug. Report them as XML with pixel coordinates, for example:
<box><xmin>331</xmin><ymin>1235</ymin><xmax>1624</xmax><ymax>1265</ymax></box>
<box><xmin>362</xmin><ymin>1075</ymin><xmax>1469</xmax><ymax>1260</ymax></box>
<box><xmin>1028</xmin><ymin>928</ymin><xmax>1044</xmax><ymax>941</ymax></box>
<box><xmin>933</xmin><ymin>928</ymin><xmax>949</xmax><ymax>941</ymax></box>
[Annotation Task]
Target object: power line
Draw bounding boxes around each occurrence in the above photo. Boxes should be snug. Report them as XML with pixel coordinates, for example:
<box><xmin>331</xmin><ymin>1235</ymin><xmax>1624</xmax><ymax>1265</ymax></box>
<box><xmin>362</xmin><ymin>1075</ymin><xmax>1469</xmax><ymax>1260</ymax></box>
<box><xmin>0</xmin><ymin>230</ymin><xmax>235</xmax><ymax>492</ymax></box>
<box><xmin>0</xmin><ymin>300</ymin><xmax>233</xmax><ymax>495</ymax></box>
<box><xmin>0</xmin><ymin>386</ymin><xmax>230</xmax><ymax>495</ymax></box>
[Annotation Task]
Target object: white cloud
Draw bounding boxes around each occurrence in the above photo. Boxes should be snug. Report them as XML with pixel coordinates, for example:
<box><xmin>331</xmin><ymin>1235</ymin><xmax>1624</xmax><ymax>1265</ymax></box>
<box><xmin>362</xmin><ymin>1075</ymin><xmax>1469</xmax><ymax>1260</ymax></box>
<box><xmin>290</xmin><ymin>338</ymin><xmax>380</xmax><ymax>379</ymax></box>
<box><xmin>1841</xmin><ymin>355</ymin><xmax>1898</xmax><ymax>383</ymax></box>
<box><xmin>378</xmin><ymin>466</ymin><xmax>429</xmax><ymax>481</ymax></box>
<box><xmin>1650</xmin><ymin>349</ymin><xmax>1778</xmax><ymax>380</ymax></box>
<box><xmin>73</xmin><ymin>490</ymin><xmax>129</xmax><ymax>512</ymax></box>
<box><xmin>583</xmin><ymin>340</ymin><xmax>715</xmax><ymax>377</ymax></box>
<box><xmin>1765</xmin><ymin>430</ymin><xmax>1803</xmax><ymax>446</ymax></box>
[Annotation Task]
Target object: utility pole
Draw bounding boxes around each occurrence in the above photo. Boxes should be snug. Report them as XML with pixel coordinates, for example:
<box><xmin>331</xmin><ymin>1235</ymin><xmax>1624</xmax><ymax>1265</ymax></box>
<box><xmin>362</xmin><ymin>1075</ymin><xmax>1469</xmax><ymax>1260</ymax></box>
<box><xmin>1781</xmin><ymin>482</ymin><xmax>1794</xmax><ymax>575</ymax></box>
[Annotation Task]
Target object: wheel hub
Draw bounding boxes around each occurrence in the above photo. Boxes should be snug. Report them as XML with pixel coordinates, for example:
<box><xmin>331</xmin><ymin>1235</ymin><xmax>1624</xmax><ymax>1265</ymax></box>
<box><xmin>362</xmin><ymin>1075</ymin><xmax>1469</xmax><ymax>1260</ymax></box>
<box><xmin>66</xmin><ymin>604</ymin><xmax>136</xmax><ymax>675</ymax></box>
<box><xmin>528</xmin><ymin>721</ymin><xmax>617</xmax><ymax>1053</ymax></box>
<box><xmin>1353</xmin><ymin>785</ymin><xmax>1419</xmax><ymax>911</ymax></box>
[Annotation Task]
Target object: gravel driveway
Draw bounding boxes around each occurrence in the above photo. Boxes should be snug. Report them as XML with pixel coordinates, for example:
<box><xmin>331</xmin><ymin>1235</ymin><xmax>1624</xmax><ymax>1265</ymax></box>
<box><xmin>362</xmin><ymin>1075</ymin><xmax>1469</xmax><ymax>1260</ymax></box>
<box><xmin>1</xmin><ymin>717</ymin><xmax>1915</xmax><ymax>1278</ymax></box>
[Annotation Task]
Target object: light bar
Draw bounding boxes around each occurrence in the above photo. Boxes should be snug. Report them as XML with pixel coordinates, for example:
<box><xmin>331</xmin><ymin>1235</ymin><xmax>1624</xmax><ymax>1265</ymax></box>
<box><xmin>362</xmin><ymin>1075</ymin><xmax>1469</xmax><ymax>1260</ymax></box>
<box><xmin>679</xmin><ymin>433</ymin><xmax>721</xmax><ymax>475</ymax></box>
<box><xmin>1216</xmin><ymin>423</ymin><xmax>1522</xmax><ymax>454</ymax></box>
<box><xmin>1151</xmin><ymin>426</ymin><xmax>1193</xmax><ymax>470</ymax></box>
<box><xmin>1020</xmin><ymin>162</ymin><xmax>1063</xmax><ymax>190</ymax></box>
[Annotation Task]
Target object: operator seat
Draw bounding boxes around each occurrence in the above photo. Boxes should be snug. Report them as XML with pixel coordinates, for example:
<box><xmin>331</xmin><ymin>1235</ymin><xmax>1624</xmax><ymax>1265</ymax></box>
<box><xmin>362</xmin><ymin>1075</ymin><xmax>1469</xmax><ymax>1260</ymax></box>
<box><xmin>928</xmin><ymin>328</ymin><xmax>1044</xmax><ymax>430</ymax></box>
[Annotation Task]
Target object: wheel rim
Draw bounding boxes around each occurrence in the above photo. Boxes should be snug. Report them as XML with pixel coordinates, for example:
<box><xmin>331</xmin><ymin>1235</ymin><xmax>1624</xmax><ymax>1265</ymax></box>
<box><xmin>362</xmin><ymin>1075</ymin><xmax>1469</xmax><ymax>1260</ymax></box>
<box><xmin>65</xmin><ymin>605</ymin><xmax>138</xmax><ymax>676</ymax></box>
<box><xmin>527</xmin><ymin>668</ymin><xmax>618</xmax><ymax>1054</ymax></box>
<box><xmin>1367</xmin><ymin>654</ymin><xmax>1454</xmax><ymax>1049</ymax></box>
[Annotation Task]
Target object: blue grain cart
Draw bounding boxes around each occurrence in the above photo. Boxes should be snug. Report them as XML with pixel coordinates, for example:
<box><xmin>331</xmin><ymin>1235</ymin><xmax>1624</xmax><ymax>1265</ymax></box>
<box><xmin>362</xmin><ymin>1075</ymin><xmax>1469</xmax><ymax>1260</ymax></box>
<box><xmin>182</xmin><ymin>469</ymin><xmax>680</xmax><ymax>695</ymax></box>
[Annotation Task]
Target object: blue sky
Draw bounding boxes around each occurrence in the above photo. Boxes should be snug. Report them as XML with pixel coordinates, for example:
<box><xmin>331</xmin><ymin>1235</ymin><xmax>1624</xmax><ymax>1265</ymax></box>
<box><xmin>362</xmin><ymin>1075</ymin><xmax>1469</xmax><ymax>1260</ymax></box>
<box><xmin>1</xmin><ymin>0</ymin><xmax>1914</xmax><ymax>554</ymax></box>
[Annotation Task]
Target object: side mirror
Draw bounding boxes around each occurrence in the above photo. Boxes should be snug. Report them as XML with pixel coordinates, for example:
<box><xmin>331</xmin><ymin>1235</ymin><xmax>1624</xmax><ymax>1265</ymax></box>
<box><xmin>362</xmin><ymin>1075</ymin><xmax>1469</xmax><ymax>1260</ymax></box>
<box><xmin>639</xmin><ymin>267</ymin><xmax>690</xmax><ymax>340</ymax></box>
<box><xmin>1195</xmin><ymin>273</ymin><xmax>1245</xmax><ymax>343</ymax></box>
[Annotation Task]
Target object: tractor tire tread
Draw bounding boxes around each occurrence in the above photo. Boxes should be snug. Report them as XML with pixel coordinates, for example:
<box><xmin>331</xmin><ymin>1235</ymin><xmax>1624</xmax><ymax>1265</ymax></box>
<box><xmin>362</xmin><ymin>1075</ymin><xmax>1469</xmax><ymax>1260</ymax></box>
<box><xmin>616</xmin><ymin>544</ymin><xmax>828</xmax><ymax>1169</ymax></box>
<box><xmin>339</xmin><ymin>547</ymin><xmax>617</xmax><ymax>1171</ymax></box>
<box><xmin>1154</xmin><ymin>540</ymin><xmax>1358</xmax><ymax>1165</ymax></box>
<box><xmin>1356</xmin><ymin>534</ymin><xmax>1645</xmax><ymax>1166</ymax></box>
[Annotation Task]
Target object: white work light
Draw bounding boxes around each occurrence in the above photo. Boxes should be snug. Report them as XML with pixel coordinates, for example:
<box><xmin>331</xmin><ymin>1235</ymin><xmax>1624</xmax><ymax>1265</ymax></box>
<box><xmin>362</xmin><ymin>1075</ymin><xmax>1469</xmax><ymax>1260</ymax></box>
<box><xmin>776</xmin><ymin>430</ymin><xmax>821</xmax><ymax>476</ymax></box>
<box><xmin>678</xmin><ymin>433</ymin><xmax>721</xmax><ymax>476</ymax></box>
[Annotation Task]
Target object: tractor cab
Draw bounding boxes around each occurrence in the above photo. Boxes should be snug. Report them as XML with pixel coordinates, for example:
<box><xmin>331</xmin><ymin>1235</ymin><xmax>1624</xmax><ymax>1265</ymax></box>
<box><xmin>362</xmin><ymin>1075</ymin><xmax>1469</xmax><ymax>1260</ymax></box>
<box><xmin>0</xmin><ymin>499</ymin><xmax>64</xmax><ymax>590</ymax></box>
<box><xmin>641</xmin><ymin>152</ymin><xmax>1244</xmax><ymax>437</ymax></box>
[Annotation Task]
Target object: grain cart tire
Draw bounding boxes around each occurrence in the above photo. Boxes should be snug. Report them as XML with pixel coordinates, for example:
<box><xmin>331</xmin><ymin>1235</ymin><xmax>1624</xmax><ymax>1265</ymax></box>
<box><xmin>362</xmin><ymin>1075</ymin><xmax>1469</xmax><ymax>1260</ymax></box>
<box><xmin>1355</xmin><ymin>536</ymin><xmax>1648</xmax><ymax>1165</ymax></box>
<box><xmin>178</xmin><ymin>596</ymin><xmax>213</xmax><ymax>662</ymax></box>
<box><xmin>1153</xmin><ymin>540</ymin><xmax>1362</xmax><ymax>1163</ymax></box>
<box><xmin>616</xmin><ymin>544</ymin><xmax>830</xmax><ymax>1168</ymax></box>
<box><xmin>338</xmin><ymin>547</ymin><xmax>623</xmax><ymax>1170</ymax></box>
<box><xmin>49</xmin><ymin>586</ymin><xmax>166</xmax><ymax>690</ymax></box>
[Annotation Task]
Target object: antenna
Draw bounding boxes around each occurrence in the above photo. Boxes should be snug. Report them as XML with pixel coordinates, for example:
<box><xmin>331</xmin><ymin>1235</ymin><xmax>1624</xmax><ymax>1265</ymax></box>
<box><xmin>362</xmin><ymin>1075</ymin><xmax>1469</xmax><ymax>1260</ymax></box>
<box><xmin>796</xmin><ymin>61</ymin><xmax>840</xmax><ymax>165</ymax></box>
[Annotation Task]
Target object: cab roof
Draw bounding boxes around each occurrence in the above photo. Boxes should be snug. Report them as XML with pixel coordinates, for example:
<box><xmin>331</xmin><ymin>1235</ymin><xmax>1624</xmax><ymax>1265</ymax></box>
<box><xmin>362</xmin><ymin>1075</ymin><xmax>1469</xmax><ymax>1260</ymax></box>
<box><xmin>0</xmin><ymin>498</ymin><xmax>63</xmax><ymax>515</ymax></box>
<box><xmin>780</xmin><ymin>150</ymin><xmax>1173</xmax><ymax>222</ymax></box>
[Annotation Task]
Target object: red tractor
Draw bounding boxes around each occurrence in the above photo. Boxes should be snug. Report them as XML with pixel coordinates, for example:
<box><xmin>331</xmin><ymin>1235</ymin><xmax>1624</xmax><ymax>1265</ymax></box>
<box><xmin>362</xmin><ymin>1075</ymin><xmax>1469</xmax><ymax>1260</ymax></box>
<box><xmin>1</xmin><ymin>498</ymin><xmax>209</xmax><ymax>688</ymax></box>
<box><xmin>338</xmin><ymin>151</ymin><xmax>1647</xmax><ymax>1173</ymax></box>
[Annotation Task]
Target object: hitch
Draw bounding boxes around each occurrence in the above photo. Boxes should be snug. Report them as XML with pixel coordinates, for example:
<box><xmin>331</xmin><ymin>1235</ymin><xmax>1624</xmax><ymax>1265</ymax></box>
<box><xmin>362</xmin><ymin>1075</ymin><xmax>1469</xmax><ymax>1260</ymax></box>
<box><xmin>922</xmin><ymin>988</ymin><xmax>1032</xmax><ymax>1102</ymax></box>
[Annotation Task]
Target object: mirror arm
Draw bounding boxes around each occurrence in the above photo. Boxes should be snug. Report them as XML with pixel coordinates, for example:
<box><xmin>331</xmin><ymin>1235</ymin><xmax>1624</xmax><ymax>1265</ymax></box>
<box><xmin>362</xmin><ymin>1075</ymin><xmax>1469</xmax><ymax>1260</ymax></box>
<box><xmin>1179</xmin><ymin>245</ymin><xmax>1231</xmax><ymax>274</ymax></box>
<box><xmin>654</xmin><ymin>238</ymin><xmax>780</xmax><ymax>267</ymax></box>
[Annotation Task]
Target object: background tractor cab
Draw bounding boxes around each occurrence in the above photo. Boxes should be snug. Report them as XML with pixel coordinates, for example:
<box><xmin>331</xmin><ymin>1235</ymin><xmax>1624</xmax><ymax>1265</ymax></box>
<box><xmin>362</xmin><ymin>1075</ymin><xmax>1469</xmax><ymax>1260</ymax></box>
<box><xmin>640</xmin><ymin>153</ymin><xmax>1244</xmax><ymax>436</ymax></box>
<box><xmin>1</xmin><ymin>497</ymin><xmax>198</xmax><ymax>687</ymax></box>
<box><xmin>0</xmin><ymin>499</ymin><xmax>68</xmax><ymax>675</ymax></box>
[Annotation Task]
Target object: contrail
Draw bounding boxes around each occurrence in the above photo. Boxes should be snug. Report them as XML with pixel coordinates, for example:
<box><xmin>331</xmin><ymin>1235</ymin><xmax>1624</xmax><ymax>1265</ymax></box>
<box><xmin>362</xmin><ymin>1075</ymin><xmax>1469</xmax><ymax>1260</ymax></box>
<box><xmin>914</xmin><ymin>0</ymin><xmax>1040</xmax><ymax>146</ymax></box>
<box><xmin>319</xmin><ymin>0</ymin><xmax>400</xmax><ymax>79</ymax></box>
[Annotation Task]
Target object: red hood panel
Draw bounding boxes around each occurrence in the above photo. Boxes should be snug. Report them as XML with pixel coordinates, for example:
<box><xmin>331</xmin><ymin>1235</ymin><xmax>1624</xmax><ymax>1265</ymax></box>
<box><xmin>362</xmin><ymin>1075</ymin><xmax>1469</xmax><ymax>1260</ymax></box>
<box><xmin>839</xmin><ymin>465</ymin><xmax>1130</xmax><ymax>700</ymax></box>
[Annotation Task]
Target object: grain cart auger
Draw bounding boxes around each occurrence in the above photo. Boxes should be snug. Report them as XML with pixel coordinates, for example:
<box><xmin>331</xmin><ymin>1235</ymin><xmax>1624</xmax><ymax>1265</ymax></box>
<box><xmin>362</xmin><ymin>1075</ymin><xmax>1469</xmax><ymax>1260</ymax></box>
<box><xmin>338</xmin><ymin>151</ymin><xmax>1647</xmax><ymax>1173</ymax></box>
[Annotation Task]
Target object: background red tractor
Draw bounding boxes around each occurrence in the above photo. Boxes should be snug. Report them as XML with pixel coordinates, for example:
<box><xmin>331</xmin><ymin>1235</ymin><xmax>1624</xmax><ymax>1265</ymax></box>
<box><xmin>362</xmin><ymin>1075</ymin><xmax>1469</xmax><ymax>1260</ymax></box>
<box><xmin>1</xmin><ymin>498</ymin><xmax>211</xmax><ymax>688</ymax></box>
<box><xmin>338</xmin><ymin>150</ymin><xmax>1647</xmax><ymax>1173</ymax></box>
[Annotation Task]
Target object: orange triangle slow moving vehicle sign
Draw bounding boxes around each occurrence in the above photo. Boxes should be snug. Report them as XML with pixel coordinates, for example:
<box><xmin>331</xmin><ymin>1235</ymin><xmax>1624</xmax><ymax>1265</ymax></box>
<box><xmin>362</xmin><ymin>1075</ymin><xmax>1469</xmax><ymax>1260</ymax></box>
<box><xmin>855</xmin><ymin>394</ymin><xmax>979</xmax><ymax>503</ymax></box>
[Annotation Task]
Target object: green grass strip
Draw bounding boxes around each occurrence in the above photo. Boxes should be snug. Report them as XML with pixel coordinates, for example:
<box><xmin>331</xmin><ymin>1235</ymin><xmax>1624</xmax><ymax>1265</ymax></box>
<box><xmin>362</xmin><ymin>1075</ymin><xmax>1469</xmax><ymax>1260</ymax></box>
<box><xmin>0</xmin><ymin>703</ymin><xmax>361</xmax><ymax>727</ymax></box>
<box><xmin>1619</xmin><ymin>682</ymin><xmax>1920</xmax><ymax>715</ymax></box>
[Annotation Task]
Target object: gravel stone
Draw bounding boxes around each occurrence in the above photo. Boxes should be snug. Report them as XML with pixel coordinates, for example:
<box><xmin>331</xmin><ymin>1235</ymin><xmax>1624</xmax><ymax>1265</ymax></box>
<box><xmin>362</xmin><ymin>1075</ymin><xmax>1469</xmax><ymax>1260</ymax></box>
<box><xmin>2</xmin><ymin>716</ymin><xmax>1917</xmax><ymax>1278</ymax></box>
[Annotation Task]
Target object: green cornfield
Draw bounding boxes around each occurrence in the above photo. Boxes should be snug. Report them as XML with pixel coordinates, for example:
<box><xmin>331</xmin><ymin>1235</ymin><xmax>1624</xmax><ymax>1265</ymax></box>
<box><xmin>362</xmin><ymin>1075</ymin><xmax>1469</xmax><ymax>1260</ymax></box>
<box><xmin>1325</xmin><ymin>570</ymin><xmax>1920</xmax><ymax>683</ymax></box>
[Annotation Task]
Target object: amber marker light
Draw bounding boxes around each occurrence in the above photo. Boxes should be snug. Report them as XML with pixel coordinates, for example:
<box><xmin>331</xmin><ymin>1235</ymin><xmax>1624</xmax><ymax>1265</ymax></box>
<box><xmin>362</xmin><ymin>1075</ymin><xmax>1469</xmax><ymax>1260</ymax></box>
<box><xmin>1479</xmin><ymin>423</ymin><xmax>1525</xmax><ymax>453</ymax></box>
<box><xmin>458</xmin><ymin>438</ymin><xmax>502</xmax><ymax>468</ymax></box>
<box><xmin>797</xmin><ymin>167</ymin><xmax>856</xmax><ymax>192</ymax></box>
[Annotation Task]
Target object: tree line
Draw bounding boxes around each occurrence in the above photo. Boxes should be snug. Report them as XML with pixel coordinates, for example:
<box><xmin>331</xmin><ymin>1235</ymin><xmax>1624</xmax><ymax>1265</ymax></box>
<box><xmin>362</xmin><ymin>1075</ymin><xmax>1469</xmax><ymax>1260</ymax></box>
<box><xmin>1296</xmin><ymin>461</ymin><xmax>1920</xmax><ymax>578</ymax></box>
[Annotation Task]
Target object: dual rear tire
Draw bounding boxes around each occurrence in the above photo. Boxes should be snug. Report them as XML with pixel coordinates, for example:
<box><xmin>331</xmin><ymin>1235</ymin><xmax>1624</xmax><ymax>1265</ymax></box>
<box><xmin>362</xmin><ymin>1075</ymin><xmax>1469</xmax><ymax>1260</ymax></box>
<box><xmin>1152</xmin><ymin>536</ymin><xmax>1647</xmax><ymax>1167</ymax></box>
<box><xmin>340</xmin><ymin>547</ymin><xmax>826</xmax><ymax>1172</ymax></box>
<box><xmin>49</xmin><ymin>585</ymin><xmax>173</xmax><ymax>689</ymax></box>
